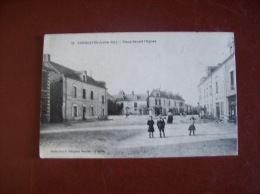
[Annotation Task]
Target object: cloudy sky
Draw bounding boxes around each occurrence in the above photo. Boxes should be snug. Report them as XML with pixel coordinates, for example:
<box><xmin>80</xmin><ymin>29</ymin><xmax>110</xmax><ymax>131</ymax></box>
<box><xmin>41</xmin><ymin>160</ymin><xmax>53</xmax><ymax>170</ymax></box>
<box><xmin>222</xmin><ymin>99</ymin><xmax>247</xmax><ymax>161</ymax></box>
<box><xmin>43</xmin><ymin>32</ymin><xmax>234</xmax><ymax>106</ymax></box>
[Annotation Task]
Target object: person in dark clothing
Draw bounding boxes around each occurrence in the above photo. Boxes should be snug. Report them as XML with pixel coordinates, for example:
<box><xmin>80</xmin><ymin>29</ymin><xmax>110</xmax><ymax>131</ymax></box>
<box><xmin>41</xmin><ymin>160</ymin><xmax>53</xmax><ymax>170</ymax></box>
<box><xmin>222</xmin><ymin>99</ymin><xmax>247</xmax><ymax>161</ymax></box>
<box><xmin>167</xmin><ymin>112</ymin><xmax>173</xmax><ymax>123</ymax></box>
<box><xmin>147</xmin><ymin>116</ymin><xmax>155</xmax><ymax>138</ymax></box>
<box><xmin>188</xmin><ymin>116</ymin><xmax>196</xmax><ymax>136</ymax></box>
<box><xmin>157</xmin><ymin>115</ymin><xmax>166</xmax><ymax>138</ymax></box>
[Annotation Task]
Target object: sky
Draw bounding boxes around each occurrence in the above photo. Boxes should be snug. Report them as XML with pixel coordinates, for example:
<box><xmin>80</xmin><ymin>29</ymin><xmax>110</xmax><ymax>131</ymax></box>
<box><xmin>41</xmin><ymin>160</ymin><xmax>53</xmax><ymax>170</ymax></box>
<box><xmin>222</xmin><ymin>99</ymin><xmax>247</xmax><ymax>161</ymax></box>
<box><xmin>43</xmin><ymin>32</ymin><xmax>234</xmax><ymax>106</ymax></box>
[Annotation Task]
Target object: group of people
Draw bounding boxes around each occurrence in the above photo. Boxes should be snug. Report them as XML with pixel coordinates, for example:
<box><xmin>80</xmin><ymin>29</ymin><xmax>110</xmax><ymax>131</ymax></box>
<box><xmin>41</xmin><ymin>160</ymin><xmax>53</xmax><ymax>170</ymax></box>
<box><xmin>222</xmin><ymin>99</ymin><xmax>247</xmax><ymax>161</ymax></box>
<box><xmin>147</xmin><ymin>115</ymin><xmax>165</xmax><ymax>138</ymax></box>
<box><xmin>147</xmin><ymin>115</ymin><xmax>196</xmax><ymax>138</ymax></box>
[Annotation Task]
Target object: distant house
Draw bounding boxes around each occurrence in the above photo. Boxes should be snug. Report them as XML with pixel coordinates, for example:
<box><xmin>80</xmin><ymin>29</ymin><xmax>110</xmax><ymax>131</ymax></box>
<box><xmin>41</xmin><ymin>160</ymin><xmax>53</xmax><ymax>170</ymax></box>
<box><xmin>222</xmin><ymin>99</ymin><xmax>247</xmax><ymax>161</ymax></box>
<box><xmin>40</xmin><ymin>54</ymin><xmax>107</xmax><ymax>122</ymax></box>
<box><xmin>148</xmin><ymin>89</ymin><xmax>185</xmax><ymax>116</ymax></box>
<box><xmin>113</xmin><ymin>91</ymin><xmax>148</xmax><ymax>115</ymax></box>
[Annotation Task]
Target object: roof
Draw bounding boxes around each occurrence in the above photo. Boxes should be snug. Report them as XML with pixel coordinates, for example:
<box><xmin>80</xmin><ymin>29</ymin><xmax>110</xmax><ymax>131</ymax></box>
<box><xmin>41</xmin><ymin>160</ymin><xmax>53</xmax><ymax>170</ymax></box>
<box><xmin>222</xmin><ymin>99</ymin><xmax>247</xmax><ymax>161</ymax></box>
<box><xmin>125</xmin><ymin>94</ymin><xmax>148</xmax><ymax>101</ymax></box>
<box><xmin>198</xmin><ymin>53</ymin><xmax>235</xmax><ymax>87</ymax></box>
<box><xmin>43</xmin><ymin>61</ymin><xmax>106</xmax><ymax>89</ymax></box>
<box><xmin>113</xmin><ymin>91</ymin><xmax>148</xmax><ymax>101</ymax></box>
<box><xmin>107</xmin><ymin>93</ymin><xmax>116</xmax><ymax>100</ymax></box>
<box><xmin>149</xmin><ymin>89</ymin><xmax>185</xmax><ymax>101</ymax></box>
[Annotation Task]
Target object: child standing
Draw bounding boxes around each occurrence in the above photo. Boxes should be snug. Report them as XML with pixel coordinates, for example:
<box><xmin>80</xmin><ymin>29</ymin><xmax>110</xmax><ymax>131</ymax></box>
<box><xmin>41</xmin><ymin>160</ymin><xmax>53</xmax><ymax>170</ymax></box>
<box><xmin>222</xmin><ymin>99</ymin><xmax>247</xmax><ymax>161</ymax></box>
<box><xmin>147</xmin><ymin>116</ymin><xmax>155</xmax><ymax>138</ymax></box>
<box><xmin>157</xmin><ymin>115</ymin><xmax>166</xmax><ymax>138</ymax></box>
<box><xmin>188</xmin><ymin>116</ymin><xmax>196</xmax><ymax>136</ymax></box>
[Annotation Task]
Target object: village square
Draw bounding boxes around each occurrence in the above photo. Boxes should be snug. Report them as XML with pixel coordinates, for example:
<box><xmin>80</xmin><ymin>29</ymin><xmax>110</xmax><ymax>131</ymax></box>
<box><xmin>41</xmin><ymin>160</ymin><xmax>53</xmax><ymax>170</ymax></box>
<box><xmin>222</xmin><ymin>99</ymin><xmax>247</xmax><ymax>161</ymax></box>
<box><xmin>40</xmin><ymin>33</ymin><xmax>237</xmax><ymax>158</ymax></box>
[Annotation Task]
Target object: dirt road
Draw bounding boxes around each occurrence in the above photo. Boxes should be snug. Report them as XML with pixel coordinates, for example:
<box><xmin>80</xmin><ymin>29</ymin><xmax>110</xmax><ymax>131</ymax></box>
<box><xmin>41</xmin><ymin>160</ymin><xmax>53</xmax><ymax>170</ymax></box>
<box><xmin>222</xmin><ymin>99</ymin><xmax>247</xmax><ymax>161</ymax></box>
<box><xmin>40</xmin><ymin>115</ymin><xmax>238</xmax><ymax>158</ymax></box>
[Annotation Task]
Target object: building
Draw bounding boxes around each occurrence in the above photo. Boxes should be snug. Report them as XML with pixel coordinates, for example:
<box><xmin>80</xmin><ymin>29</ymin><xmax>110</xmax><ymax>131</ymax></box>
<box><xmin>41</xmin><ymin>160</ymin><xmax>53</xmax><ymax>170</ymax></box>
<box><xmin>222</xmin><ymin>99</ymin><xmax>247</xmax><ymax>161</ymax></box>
<box><xmin>184</xmin><ymin>104</ymin><xmax>193</xmax><ymax>115</ymax></box>
<box><xmin>148</xmin><ymin>89</ymin><xmax>185</xmax><ymax>116</ymax></box>
<box><xmin>198</xmin><ymin>39</ymin><xmax>237</xmax><ymax>122</ymax></box>
<box><xmin>113</xmin><ymin>91</ymin><xmax>148</xmax><ymax>115</ymax></box>
<box><xmin>40</xmin><ymin>54</ymin><xmax>108</xmax><ymax>122</ymax></box>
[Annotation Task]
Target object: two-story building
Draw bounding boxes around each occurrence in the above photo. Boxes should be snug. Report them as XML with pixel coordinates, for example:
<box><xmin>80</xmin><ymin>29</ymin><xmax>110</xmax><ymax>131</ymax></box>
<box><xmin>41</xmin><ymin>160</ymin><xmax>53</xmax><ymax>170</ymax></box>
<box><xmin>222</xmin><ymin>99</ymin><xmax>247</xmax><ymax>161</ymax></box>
<box><xmin>148</xmin><ymin>89</ymin><xmax>185</xmax><ymax>116</ymax></box>
<box><xmin>114</xmin><ymin>91</ymin><xmax>148</xmax><ymax>115</ymax></box>
<box><xmin>41</xmin><ymin>54</ymin><xmax>108</xmax><ymax>122</ymax></box>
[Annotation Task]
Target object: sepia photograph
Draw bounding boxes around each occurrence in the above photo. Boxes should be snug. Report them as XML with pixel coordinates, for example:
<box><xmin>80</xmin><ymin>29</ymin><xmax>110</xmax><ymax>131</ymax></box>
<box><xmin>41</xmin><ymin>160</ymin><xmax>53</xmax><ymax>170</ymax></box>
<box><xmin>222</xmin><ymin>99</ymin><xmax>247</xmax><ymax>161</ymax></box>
<box><xmin>40</xmin><ymin>32</ymin><xmax>238</xmax><ymax>158</ymax></box>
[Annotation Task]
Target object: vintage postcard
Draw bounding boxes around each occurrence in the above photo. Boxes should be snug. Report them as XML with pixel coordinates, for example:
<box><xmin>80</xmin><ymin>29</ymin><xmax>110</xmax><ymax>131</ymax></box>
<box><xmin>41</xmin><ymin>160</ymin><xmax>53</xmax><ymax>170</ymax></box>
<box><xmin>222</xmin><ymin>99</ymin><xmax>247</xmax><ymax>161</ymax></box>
<box><xmin>40</xmin><ymin>32</ymin><xmax>238</xmax><ymax>158</ymax></box>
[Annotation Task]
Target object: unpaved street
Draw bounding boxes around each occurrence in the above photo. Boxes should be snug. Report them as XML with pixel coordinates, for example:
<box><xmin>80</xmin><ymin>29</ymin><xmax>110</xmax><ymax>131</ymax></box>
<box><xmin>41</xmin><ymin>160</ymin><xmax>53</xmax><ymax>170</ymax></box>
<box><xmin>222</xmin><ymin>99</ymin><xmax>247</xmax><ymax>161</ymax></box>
<box><xmin>40</xmin><ymin>115</ymin><xmax>238</xmax><ymax>158</ymax></box>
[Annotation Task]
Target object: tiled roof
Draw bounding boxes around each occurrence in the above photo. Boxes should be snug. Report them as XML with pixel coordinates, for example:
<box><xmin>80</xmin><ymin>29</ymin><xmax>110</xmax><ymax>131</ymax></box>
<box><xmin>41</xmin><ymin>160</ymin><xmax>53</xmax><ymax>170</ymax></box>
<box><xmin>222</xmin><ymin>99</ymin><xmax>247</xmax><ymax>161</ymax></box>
<box><xmin>149</xmin><ymin>90</ymin><xmax>184</xmax><ymax>101</ymax></box>
<box><xmin>44</xmin><ymin>61</ymin><xmax>106</xmax><ymax>89</ymax></box>
<box><xmin>125</xmin><ymin>94</ymin><xmax>148</xmax><ymax>101</ymax></box>
<box><xmin>113</xmin><ymin>91</ymin><xmax>148</xmax><ymax>101</ymax></box>
<box><xmin>198</xmin><ymin>53</ymin><xmax>235</xmax><ymax>87</ymax></box>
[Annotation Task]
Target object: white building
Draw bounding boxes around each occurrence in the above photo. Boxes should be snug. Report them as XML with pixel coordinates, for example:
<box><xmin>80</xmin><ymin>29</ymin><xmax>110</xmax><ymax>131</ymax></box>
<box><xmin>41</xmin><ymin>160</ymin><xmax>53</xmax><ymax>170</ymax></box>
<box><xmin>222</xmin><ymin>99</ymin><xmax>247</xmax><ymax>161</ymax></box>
<box><xmin>114</xmin><ymin>91</ymin><xmax>148</xmax><ymax>115</ymax></box>
<box><xmin>148</xmin><ymin>89</ymin><xmax>185</xmax><ymax>116</ymax></box>
<box><xmin>198</xmin><ymin>39</ymin><xmax>237</xmax><ymax>122</ymax></box>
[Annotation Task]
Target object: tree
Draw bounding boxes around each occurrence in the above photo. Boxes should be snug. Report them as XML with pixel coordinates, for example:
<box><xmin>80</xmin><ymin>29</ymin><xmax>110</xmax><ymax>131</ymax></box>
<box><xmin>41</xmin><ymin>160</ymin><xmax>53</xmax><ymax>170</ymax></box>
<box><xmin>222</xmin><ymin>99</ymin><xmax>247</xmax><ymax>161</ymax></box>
<box><xmin>108</xmin><ymin>99</ymin><xmax>123</xmax><ymax>115</ymax></box>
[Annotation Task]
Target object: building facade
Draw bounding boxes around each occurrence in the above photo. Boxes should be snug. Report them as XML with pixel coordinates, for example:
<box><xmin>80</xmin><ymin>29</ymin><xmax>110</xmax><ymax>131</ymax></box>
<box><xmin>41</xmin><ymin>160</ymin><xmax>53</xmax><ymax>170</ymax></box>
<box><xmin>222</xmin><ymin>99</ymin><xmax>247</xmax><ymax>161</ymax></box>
<box><xmin>148</xmin><ymin>89</ymin><xmax>185</xmax><ymax>116</ymax></box>
<box><xmin>41</xmin><ymin>54</ymin><xmax>108</xmax><ymax>122</ymax></box>
<box><xmin>198</xmin><ymin>39</ymin><xmax>237</xmax><ymax>122</ymax></box>
<box><xmin>114</xmin><ymin>91</ymin><xmax>148</xmax><ymax>115</ymax></box>
<box><xmin>184</xmin><ymin>104</ymin><xmax>193</xmax><ymax>115</ymax></box>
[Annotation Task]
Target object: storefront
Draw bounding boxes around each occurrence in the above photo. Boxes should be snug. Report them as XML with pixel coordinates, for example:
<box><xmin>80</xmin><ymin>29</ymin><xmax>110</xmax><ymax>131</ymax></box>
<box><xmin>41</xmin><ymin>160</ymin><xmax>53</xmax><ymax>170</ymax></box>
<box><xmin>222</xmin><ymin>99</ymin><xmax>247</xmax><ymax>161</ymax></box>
<box><xmin>227</xmin><ymin>95</ymin><xmax>237</xmax><ymax>123</ymax></box>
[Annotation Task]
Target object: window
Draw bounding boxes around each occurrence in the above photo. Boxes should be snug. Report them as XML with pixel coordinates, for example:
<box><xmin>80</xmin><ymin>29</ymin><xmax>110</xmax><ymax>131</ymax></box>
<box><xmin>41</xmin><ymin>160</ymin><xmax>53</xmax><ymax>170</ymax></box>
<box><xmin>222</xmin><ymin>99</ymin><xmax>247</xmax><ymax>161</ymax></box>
<box><xmin>102</xmin><ymin>108</ymin><xmax>105</xmax><ymax>116</ymax></box>
<box><xmin>134</xmin><ymin>102</ymin><xmax>137</xmax><ymax>108</ymax></box>
<box><xmin>155</xmin><ymin>99</ymin><xmax>157</xmax><ymax>105</ymax></box>
<box><xmin>169</xmin><ymin>100</ymin><xmax>170</xmax><ymax>106</ymax></box>
<box><xmin>90</xmin><ymin>106</ymin><xmax>94</xmax><ymax>116</ymax></box>
<box><xmin>230</xmin><ymin>71</ymin><xmax>234</xmax><ymax>90</ymax></box>
<box><xmin>83</xmin><ymin>106</ymin><xmax>86</xmax><ymax>118</ymax></box>
<box><xmin>102</xmin><ymin>95</ymin><xmax>105</xmax><ymax>104</ymax></box>
<box><xmin>216</xmin><ymin>82</ymin><xmax>218</xmax><ymax>93</ymax></box>
<box><xmin>159</xmin><ymin>99</ymin><xmax>161</xmax><ymax>105</ymax></box>
<box><xmin>91</xmin><ymin>90</ymin><xmax>94</xmax><ymax>100</ymax></box>
<box><xmin>83</xmin><ymin>89</ymin><xmax>86</xmax><ymax>99</ymax></box>
<box><xmin>179</xmin><ymin>102</ymin><xmax>183</xmax><ymax>106</ymax></box>
<box><xmin>73</xmin><ymin>86</ymin><xmax>77</xmax><ymax>98</ymax></box>
<box><xmin>210</xmin><ymin>86</ymin><xmax>212</xmax><ymax>96</ymax></box>
<box><xmin>83</xmin><ymin>75</ymin><xmax>86</xmax><ymax>82</ymax></box>
<box><xmin>73</xmin><ymin>105</ymin><xmax>77</xmax><ymax>117</ymax></box>
<box><xmin>164</xmin><ymin>100</ymin><xmax>165</xmax><ymax>106</ymax></box>
<box><xmin>174</xmin><ymin>101</ymin><xmax>176</xmax><ymax>106</ymax></box>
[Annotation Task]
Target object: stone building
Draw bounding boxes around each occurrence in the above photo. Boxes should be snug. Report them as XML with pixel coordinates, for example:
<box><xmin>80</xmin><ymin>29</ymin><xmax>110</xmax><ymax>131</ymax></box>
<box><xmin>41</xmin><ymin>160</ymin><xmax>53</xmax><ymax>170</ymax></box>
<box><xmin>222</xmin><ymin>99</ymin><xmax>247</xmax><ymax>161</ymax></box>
<box><xmin>40</xmin><ymin>54</ymin><xmax>107</xmax><ymax>122</ymax></box>
<box><xmin>114</xmin><ymin>91</ymin><xmax>148</xmax><ymax>115</ymax></box>
<box><xmin>198</xmin><ymin>39</ymin><xmax>236</xmax><ymax>122</ymax></box>
<box><xmin>148</xmin><ymin>89</ymin><xmax>185</xmax><ymax>116</ymax></box>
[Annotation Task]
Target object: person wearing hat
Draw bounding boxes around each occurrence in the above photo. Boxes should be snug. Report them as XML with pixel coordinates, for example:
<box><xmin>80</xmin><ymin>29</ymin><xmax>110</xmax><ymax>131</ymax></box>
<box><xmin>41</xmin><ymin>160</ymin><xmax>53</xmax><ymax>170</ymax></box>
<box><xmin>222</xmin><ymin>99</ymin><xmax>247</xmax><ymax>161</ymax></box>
<box><xmin>188</xmin><ymin>116</ymin><xmax>196</xmax><ymax>136</ymax></box>
<box><xmin>157</xmin><ymin>115</ymin><xmax>166</xmax><ymax>138</ymax></box>
<box><xmin>147</xmin><ymin>116</ymin><xmax>155</xmax><ymax>138</ymax></box>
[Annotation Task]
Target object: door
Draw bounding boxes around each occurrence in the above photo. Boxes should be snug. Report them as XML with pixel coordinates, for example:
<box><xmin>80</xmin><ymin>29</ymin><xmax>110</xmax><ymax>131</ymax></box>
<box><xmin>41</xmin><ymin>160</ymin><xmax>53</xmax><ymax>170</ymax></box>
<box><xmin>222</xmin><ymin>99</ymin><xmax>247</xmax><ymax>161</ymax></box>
<box><xmin>229</xmin><ymin>103</ymin><xmax>236</xmax><ymax>122</ymax></box>
<box><xmin>83</xmin><ymin>106</ymin><xmax>86</xmax><ymax>120</ymax></box>
<box><xmin>216</xmin><ymin>103</ymin><xmax>220</xmax><ymax>119</ymax></box>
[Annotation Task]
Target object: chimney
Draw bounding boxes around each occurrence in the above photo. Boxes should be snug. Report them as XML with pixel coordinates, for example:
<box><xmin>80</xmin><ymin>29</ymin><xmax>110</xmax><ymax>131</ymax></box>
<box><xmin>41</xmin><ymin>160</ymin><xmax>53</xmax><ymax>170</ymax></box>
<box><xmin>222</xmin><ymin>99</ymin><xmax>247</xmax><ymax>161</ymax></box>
<box><xmin>43</xmin><ymin>54</ymin><xmax>50</xmax><ymax>62</ymax></box>
<box><xmin>147</xmin><ymin>90</ymin><xmax>149</xmax><ymax>96</ymax></box>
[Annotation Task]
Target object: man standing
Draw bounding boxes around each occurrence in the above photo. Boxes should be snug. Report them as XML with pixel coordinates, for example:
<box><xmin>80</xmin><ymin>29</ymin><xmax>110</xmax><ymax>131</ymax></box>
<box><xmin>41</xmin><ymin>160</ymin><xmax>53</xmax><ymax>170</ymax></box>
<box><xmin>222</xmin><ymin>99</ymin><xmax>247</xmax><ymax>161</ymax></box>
<box><xmin>157</xmin><ymin>115</ymin><xmax>166</xmax><ymax>138</ymax></box>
